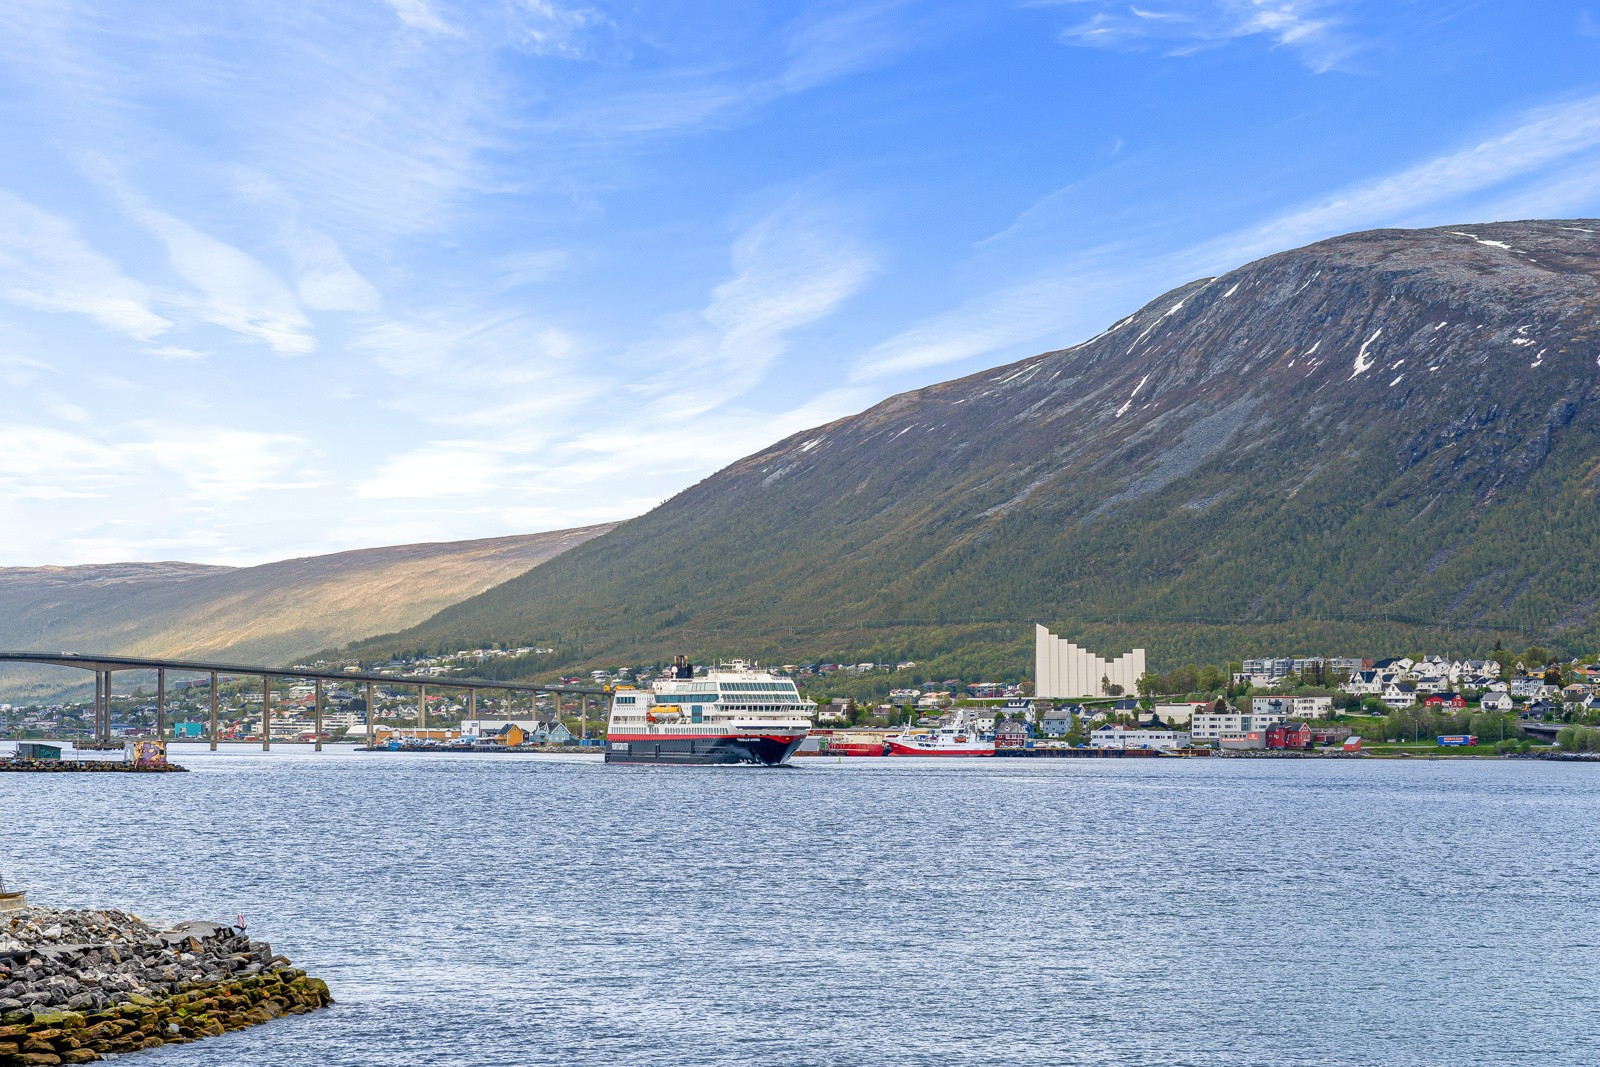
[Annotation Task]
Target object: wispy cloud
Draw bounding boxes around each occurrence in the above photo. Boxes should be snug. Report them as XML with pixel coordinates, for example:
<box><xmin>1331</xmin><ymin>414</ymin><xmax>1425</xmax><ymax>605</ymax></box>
<box><xmin>852</xmin><ymin>91</ymin><xmax>1600</xmax><ymax>382</ymax></box>
<box><xmin>0</xmin><ymin>188</ymin><xmax>171</xmax><ymax>341</ymax></box>
<box><xmin>129</xmin><ymin>427</ymin><xmax>318</xmax><ymax>500</ymax></box>
<box><xmin>508</xmin><ymin>1</ymin><xmax>615</xmax><ymax>59</ymax></box>
<box><xmin>383</xmin><ymin>0</ymin><xmax>462</xmax><ymax>37</ymax></box>
<box><xmin>102</xmin><ymin>177</ymin><xmax>318</xmax><ymax>355</ymax></box>
<box><xmin>1055</xmin><ymin>0</ymin><xmax>1355</xmax><ymax>72</ymax></box>
<box><xmin>633</xmin><ymin>197</ymin><xmax>879</xmax><ymax>409</ymax></box>
<box><xmin>1189</xmin><ymin>92</ymin><xmax>1600</xmax><ymax>269</ymax></box>
<box><xmin>237</xmin><ymin>174</ymin><xmax>382</xmax><ymax>314</ymax></box>
<box><xmin>357</xmin><ymin>309</ymin><xmax>588</xmax><ymax>434</ymax></box>
<box><xmin>530</xmin><ymin>1</ymin><xmax>919</xmax><ymax>140</ymax></box>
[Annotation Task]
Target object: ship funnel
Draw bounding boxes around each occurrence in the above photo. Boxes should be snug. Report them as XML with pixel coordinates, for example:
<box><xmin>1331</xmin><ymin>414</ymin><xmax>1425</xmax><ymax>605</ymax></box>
<box><xmin>673</xmin><ymin>655</ymin><xmax>693</xmax><ymax>680</ymax></box>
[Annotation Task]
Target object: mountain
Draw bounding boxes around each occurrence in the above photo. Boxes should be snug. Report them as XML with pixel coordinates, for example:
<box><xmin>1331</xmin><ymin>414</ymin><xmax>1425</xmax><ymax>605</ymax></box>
<box><xmin>352</xmin><ymin>221</ymin><xmax>1600</xmax><ymax>678</ymax></box>
<box><xmin>0</xmin><ymin>525</ymin><xmax>613</xmax><ymax>698</ymax></box>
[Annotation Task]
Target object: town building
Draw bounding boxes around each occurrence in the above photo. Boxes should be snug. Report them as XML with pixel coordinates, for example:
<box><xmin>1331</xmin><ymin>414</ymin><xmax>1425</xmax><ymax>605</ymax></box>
<box><xmin>1148</xmin><ymin>701</ymin><xmax>1209</xmax><ymax>726</ymax></box>
<box><xmin>1040</xmin><ymin>705</ymin><xmax>1079</xmax><ymax>737</ymax></box>
<box><xmin>1234</xmin><ymin>656</ymin><xmax>1365</xmax><ymax>686</ymax></box>
<box><xmin>1266</xmin><ymin>721</ymin><xmax>1313</xmax><ymax>750</ymax></box>
<box><xmin>1033</xmin><ymin>625</ymin><xmax>1145</xmax><ymax>699</ymax></box>
<box><xmin>1089</xmin><ymin>725</ymin><xmax>1190</xmax><ymax>752</ymax></box>
<box><xmin>1382</xmin><ymin>682</ymin><xmax>1418</xmax><ymax>709</ymax></box>
<box><xmin>1250</xmin><ymin>695</ymin><xmax>1333</xmax><ymax>720</ymax></box>
<box><xmin>995</xmin><ymin>720</ymin><xmax>1031</xmax><ymax>749</ymax></box>
<box><xmin>1190</xmin><ymin>709</ymin><xmax>1287</xmax><ymax>740</ymax></box>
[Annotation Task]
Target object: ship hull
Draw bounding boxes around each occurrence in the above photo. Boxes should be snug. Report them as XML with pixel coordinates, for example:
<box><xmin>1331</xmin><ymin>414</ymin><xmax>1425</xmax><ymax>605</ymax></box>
<box><xmin>604</xmin><ymin>733</ymin><xmax>804</xmax><ymax>766</ymax></box>
<box><xmin>825</xmin><ymin>742</ymin><xmax>889</xmax><ymax>757</ymax></box>
<box><xmin>884</xmin><ymin>740</ymin><xmax>996</xmax><ymax>756</ymax></box>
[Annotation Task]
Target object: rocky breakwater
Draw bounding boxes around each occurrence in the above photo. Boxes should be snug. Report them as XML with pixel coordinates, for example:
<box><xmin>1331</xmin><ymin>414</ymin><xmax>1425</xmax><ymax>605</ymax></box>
<box><xmin>0</xmin><ymin>908</ymin><xmax>331</xmax><ymax>1065</ymax></box>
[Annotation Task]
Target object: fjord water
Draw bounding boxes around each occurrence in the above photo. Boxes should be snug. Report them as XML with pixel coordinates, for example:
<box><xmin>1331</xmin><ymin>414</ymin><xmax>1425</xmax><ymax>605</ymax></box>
<box><xmin>4</xmin><ymin>748</ymin><xmax>1598</xmax><ymax>1066</ymax></box>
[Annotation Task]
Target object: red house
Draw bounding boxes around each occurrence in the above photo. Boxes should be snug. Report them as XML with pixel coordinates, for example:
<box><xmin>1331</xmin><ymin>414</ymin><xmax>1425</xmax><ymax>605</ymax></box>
<box><xmin>1266</xmin><ymin>721</ymin><xmax>1313</xmax><ymax>750</ymax></box>
<box><xmin>1423</xmin><ymin>693</ymin><xmax>1468</xmax><ymax>709</ymax></box>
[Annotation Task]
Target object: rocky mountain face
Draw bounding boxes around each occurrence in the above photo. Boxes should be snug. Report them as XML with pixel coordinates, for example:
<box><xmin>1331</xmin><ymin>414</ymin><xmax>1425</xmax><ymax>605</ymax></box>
<box><xmin>360</xmin><ymin>221</ymin><xmax>1600</xmax><ymax>673</ymax></box>
<box><xmin>0</xmin><ymin>525</ymin><xmax>613</xmax><ymax>698</ymax></box>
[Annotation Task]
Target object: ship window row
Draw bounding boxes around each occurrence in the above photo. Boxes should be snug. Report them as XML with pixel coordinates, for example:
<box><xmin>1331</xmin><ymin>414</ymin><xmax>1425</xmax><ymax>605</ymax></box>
<box><xmin>720</xmin><ymin>682</ymin><xmax>798</xmax><ymax>692</ymax></box>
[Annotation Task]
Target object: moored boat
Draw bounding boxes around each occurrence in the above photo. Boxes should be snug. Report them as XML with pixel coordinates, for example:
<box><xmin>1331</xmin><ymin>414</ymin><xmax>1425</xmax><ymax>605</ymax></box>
<box><xmin>821</xmin><ymin>730</ymin><xmax>891</xmax><ymax>757</ymax></box>
<box><xmin>886</xmin><ymin>710</ymin><xmax>996</xmax><ymax>756</ymax></box>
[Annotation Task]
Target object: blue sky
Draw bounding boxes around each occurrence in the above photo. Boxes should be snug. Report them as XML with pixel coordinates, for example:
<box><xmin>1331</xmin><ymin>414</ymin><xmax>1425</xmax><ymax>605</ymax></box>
<box><xmin>2</xmin><ymin>0</ymin><xmax>1599</xmax><ymax>565</ymax></box>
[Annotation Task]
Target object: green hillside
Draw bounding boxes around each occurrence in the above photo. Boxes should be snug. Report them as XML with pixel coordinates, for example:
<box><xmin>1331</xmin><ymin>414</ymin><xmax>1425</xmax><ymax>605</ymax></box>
<box><xmin>350</xmin><ymin>221</ymin><xmax>1600</xmax><ymax>680</ymax></box>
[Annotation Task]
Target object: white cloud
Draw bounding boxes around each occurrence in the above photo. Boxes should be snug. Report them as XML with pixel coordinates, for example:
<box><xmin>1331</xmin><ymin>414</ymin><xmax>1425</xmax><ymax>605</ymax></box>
<box><xmin>853</xmin><ymin>92</ymin><xmax>1600</xmax><ymax>382</ymax></box>
<box><xmin>127</xmin><ymin>202</ymin><xmax>317</xmax><ymax>355</ymax></box>
<box><xmin>852</xmin><ymin>273</ymin><xmax>1092</xmax><ymax>382</ymax></box>
<box><xmin>142</xmin><ymin>345</ymin><xmax>212</xmax><ymax>362</ymax></box>
<box><xmin>129</xmin><ymin>428</ymin><xmax>317</xmax><ymax>500</ymax></box>
<box><xmin>0</xmin><ymin>188</ymin><xmax>172</xmax><ymax>341</ymax></box>
<box><xmin>488</xmin><ymin>249</ymin><xmax>571</xmax><ymax>291</ymax></box>
<box><xmin>288</xmin><ymin>226</ymin><xmax>381</xmax><ymax>314</ymax></box>
<box><xmin>234</xmin><ymin>172</ymin><xmax>382</xmax><ymax>314</ymax></box>
<box><xmin>357</xmin><ymin>443</ymin><xmax>518</xmax><ymax>499</ymax></box>
<box><xmin>509</xmin><ymin>1</ymin><xmax>613</xmax><ymax>58</ymax></box>
<box><xmin>0</xmin><ymin>425</ymin><xmax>128</xmax><ymax>500</ymax></box>
<box><xmin>1056</xmin><ymin>0</ymin><xmax>1353</xmax><ymax>72</ymax></box>
<box><xmin>383</xmin><ymin>0</ymin><xmax>461</xmax><ymax>36</ymax></box>
<box><xmin>1190</xmin><ymin>93</ymin><xmax>1600</xmax><ymax>270</ymax></box>
<box><xmin>532</xmin><ymin>3</ymin><xmax>918</xmax><ymax>140</ymax></box>
<box><xmin>634</xmin><ymin>198</ymin><xmax>878</xmax><ymax>408</ymax></box>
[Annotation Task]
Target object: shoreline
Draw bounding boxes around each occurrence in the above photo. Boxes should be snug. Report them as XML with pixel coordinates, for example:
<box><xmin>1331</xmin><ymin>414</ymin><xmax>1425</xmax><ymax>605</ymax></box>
<box><xmin>1</xmin><ymin>907</ymin><xmax>331</xmax><ymax>1064</ymax></box>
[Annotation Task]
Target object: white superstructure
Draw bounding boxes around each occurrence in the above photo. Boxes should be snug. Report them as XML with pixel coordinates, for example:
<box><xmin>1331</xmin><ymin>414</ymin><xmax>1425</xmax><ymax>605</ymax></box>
<box><xmin>605</xmin><ymin>658</ymin><xmax>814</xmax><ymax>765</ymax></box>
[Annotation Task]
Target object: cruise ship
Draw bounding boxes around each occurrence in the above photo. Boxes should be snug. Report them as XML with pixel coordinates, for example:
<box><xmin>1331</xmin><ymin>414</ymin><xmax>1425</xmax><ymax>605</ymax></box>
<box><xmin>604</xmin><ymin>657</ymin><xmax>814</xmax><ymax>765</ymax></box>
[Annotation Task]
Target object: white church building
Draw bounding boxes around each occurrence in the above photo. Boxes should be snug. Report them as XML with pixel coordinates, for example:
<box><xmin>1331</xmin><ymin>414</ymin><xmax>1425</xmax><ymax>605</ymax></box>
<box><xmin>1034</xmin><ymin>624</ymin><xmax>1146</xmax><ymax>699</ymax></box>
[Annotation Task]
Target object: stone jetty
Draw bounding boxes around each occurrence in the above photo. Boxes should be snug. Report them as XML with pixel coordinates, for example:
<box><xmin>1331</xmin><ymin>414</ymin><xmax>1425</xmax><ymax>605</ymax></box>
<box><xmin>0</xmin><ymin>907</ymin><xmax>331</xmax><ymax>1064</ymax></box>
<box><xmin>0</xmin><ymin>760</ymin><xmax>187</xmax><ymax>774</ymax></box>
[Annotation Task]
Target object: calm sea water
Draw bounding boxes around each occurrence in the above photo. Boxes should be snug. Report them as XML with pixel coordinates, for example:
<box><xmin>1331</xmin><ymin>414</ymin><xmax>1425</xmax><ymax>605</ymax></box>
<box><xmin>3</xmin><ymin>744</ymin><xmax>1598</xmax><ymax>1065</ymax></box>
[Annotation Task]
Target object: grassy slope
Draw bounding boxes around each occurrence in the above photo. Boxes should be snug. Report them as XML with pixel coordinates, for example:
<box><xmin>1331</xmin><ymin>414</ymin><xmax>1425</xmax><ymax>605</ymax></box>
<box><xmin>0</xmin><ymin>525</ymin><xmax>615</xmax><ymax>698</ymax></box>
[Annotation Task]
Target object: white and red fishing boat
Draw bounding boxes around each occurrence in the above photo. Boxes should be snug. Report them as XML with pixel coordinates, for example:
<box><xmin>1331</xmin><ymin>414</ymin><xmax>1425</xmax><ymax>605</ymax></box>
<box><xmin>886</xmin><ymin>710</ymin><xmax>996</xmax><ymax>756</ymax></box>
<box><xmin>604</xmin><ymin>656</ymin><xmax>813</xmax><ymax>766</ymax></box>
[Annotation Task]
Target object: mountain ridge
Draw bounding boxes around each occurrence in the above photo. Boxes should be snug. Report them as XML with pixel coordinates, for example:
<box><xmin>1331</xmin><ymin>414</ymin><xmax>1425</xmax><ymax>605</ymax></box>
<box><xmin>0</xmin><ymin>525</ymin><xmax>615</xmax><ymax>697</ymax></box>
<box><xmin>348</xmin><ymin>220</ymin><xmax>1600</xmax><ymax>677</ymax></box>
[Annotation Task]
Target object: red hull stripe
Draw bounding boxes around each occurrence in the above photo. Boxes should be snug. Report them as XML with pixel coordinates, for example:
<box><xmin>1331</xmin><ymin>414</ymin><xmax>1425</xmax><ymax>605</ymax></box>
<box><xmin>885</xmin><ymin>746</ymin><xmax>996</xmax><ymax>756</ymax></box>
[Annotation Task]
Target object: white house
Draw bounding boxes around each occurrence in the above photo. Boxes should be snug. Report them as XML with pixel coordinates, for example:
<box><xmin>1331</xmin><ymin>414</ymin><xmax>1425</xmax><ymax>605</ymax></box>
<box><xmin>1479</xmin><ymin>692</ymin><xmax>1514</xmax><ymax>712</ymax></box>
<box><xmin>1508</xmin><ymin>677</ymin><xmax>1544</xmax><ymax>697</ymax></box>
<box><xmin>1342</xmin><ymin>670</ymin><xmax>1387</xmax><ymax>696</ymax></box>
<box><xmin>1382</xmin><ymin>682</ymin><xmax>1418</xmax><ymax>710</ymax></box>
<box><xmin>1149</xmin><ymin>701</ymin><xmax>1209</xmax><ymax>726</ymax></box>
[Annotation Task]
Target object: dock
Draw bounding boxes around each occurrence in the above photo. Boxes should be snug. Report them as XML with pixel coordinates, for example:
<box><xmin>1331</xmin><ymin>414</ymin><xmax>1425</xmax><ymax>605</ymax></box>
<box><xmin>995</xmin><ymin>747</ymin><xmax>1167</xmax><ymax>758</ymax></box>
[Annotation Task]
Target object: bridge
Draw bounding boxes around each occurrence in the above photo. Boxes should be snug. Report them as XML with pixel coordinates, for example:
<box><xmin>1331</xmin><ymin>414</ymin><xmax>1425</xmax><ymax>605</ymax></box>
<box><xmin>0</xmin><ymin>651</ymin><xmax>608</xmax><ymax>752</ymax></box>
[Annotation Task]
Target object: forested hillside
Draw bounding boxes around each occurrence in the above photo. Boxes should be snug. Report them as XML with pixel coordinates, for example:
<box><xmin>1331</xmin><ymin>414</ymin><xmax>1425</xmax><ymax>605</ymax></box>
<box><xmin>352</xmin><ymin>221</ymin><xmax>1600</xmax><ymax>678</ymax></box>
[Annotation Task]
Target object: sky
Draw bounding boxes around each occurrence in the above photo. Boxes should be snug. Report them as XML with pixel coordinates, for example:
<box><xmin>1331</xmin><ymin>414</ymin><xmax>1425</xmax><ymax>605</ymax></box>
<box><xmin>1</xmin><ymin>0</ymin><xmax>1599</xmax><ymax>566</ymax></box>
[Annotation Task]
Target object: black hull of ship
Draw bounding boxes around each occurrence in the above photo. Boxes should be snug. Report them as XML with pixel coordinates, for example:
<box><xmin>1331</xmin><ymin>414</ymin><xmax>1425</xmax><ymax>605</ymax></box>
<box><xmin>604</xmin><ymin>734</ymin><xmax>803</xmax><ymax>766</ymax></box>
